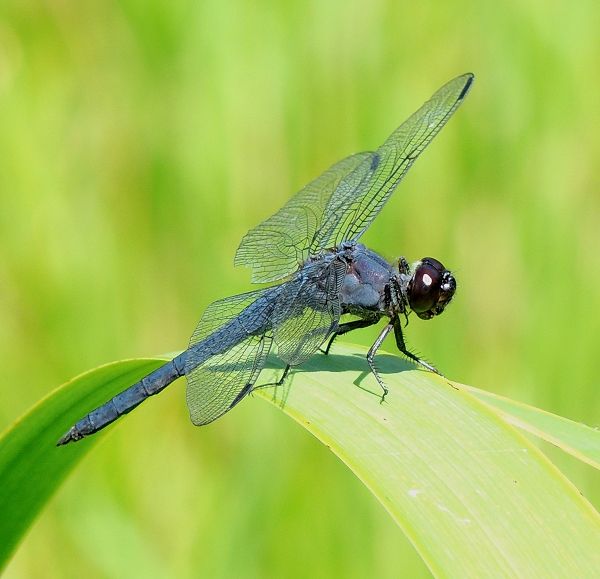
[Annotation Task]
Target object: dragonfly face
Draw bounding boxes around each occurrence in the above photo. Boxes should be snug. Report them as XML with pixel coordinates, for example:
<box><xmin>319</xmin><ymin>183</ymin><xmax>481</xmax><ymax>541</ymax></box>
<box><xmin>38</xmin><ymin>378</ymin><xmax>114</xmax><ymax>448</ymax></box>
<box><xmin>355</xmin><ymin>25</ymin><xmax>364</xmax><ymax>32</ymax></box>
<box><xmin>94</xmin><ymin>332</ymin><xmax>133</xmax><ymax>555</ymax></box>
<box><xmin>407</xmin><ymin>257</ymin><xmax>456</xmax><ymax>320</ymax></box>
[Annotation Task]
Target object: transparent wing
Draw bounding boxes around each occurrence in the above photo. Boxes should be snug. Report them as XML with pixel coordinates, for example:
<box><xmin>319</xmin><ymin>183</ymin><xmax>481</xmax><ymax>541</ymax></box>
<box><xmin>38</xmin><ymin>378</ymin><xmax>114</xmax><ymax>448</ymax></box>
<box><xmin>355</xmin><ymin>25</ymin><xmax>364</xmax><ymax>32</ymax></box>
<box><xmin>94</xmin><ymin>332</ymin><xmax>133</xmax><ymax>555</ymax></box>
<box><xmin>185</xmin><ymin>289</ymin><xmax>274</xmax><ymax>426</ymax></box>
<box><xmin>234</xmin><ymin>152</ymin><xmax>372</xmax><ymax>284</ymax></box>
<box><xmin>312</xmin><ymin>73</ymin><xmax>474</xmax><ymax>251</ymax></box>
<box><xmin>273</xmin><ymin>258</ymin><xmax>346</xmax><ymax>365</ymax></box>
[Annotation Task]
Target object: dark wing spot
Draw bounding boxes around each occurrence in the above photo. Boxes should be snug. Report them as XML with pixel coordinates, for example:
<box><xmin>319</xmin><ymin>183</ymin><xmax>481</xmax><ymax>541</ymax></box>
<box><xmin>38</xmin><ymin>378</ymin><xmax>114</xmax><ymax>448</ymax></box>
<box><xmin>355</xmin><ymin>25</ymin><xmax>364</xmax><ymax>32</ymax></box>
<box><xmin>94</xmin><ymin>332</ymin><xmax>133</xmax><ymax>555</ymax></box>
<box><xmin>370</xmin><ymin>153</ymin><xmax>380</xmax><ymax>171</ymax></box>
<box><xmin>459</xmin><ymin>74</ymin><xmax>475</xmax><ymax>100</ymax></box>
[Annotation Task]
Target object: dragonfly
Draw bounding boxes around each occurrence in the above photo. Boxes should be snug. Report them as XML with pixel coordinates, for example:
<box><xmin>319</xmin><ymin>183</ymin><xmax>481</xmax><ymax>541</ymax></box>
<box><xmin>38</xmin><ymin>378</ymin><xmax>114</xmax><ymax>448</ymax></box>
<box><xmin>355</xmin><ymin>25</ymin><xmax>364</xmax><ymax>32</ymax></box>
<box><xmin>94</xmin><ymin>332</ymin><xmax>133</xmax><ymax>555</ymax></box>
<box><xmin>57</xmin><ymin>73</ymin><xmax>474</xmax><ymax>446</ymax></box>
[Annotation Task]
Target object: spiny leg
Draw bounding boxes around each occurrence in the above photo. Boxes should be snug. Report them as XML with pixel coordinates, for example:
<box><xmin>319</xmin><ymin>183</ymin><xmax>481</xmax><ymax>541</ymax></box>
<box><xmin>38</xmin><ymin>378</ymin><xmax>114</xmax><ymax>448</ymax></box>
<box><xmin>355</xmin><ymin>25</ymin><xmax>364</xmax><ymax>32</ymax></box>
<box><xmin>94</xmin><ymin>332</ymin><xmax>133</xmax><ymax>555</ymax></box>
<box><xmin>367</xmin><ymin>323</ymin><xmax>393</xmax><ymax>402</ymax></box>
<box><xmin>393</xmin><ymin>317</ymin><xmax>441</xmax><ymax>374</ymax></box>
<box><xmin>322</xmin><ymin>315</ymin><xmax>381</xmax><ymax>355</ymax></box>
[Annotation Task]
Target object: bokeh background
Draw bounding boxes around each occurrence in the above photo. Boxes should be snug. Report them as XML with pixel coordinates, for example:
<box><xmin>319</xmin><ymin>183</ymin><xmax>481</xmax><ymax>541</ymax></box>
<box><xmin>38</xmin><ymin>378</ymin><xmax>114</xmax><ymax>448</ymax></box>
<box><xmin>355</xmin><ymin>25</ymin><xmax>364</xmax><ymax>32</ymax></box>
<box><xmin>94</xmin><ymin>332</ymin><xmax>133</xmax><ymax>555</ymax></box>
<box><xmin>1</xmin><ymin>1</ymin><xmax>599</xmax><ymax>577</ymax></box>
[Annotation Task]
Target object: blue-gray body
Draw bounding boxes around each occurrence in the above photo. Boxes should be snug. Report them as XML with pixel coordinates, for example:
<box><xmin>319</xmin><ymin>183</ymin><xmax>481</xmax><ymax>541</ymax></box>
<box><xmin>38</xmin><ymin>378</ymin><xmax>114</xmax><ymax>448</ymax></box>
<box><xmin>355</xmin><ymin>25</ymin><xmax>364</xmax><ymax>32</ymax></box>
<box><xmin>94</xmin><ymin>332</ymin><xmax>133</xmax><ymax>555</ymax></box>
<box><xmin>57</xmin><ymin>72</ymin><xmax>471</xmax><ymax>445</ymax></box>
<box><xmin>58</xmin><ymin>244</ymin><xmax>401</xmax><ymax>444</ymax></box>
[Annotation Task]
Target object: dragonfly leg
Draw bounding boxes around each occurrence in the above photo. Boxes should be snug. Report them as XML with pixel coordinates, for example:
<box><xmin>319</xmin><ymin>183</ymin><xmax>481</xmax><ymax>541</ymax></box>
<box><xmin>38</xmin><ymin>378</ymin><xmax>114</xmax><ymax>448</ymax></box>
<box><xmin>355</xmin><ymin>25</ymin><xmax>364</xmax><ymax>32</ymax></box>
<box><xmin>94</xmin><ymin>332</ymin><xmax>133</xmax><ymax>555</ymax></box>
<box><xmin>251</xmin><ymin>364</ymin><xmax>292</xmax><ymax>393</ymax></box>
<box><xmin>322</xmin><ymin>315</ymin><xmax>381</xmax><ymax>355</ymax></box>
<box><xmin>367</xmin><ymin>323</ymin><xmax>393</xmax><ymax>402</ymax></box>
<box><xmin>276</xmin><ymin>364</ymin><xmax>291</xmax><ymax>386</ymax></box>
<box><xmin>229</xmin><ymin>382</ymin><xmax>254</xmax><ymax>409</ymax></box>
<box><xmin>393</xmin><ymin>317</ymin><xmax>441</xmax><ymax>375</ymax></box>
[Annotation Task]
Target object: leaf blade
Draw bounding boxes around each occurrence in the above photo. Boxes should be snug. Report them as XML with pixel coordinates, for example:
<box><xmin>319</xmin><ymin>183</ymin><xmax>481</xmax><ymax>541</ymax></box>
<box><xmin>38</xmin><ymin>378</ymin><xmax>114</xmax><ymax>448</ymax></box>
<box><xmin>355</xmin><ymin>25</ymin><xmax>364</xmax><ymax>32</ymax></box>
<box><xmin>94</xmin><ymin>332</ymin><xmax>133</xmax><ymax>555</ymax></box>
<box><xmin>458</xmin><ymin>383</ymin><xmax>600</xmax><ymax>470</ymax></box>
<box><xmin>256</xmin><ymin>345</ymin><xmax>600</xmax><ymax>577</ymax></box>
<box><xmin>0</xmin><ymin>359</ymin><xmax>167</xmax><ymax>569</ymax></box>
<box><xmin>1</xmin><ymin>345</ymin><xmax>599</xmax><ymax>577</ymax></box>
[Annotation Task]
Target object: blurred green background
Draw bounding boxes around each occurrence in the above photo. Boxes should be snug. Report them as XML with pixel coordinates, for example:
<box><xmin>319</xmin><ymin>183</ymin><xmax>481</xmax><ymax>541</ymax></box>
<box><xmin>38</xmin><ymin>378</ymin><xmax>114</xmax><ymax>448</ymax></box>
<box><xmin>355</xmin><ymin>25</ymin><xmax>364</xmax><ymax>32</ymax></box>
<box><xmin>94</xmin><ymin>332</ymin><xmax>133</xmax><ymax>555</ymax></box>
<box><xmin>1</xmin><ymin>0</ymin><xmax>598</xmax><ymax>577</ymax></box>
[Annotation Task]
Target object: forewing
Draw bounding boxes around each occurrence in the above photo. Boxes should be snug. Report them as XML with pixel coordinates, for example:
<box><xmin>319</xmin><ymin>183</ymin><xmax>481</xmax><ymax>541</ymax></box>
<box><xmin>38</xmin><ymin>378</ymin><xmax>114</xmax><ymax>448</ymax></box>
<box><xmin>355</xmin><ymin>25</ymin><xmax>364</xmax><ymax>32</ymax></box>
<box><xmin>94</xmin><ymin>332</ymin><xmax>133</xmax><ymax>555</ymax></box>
<box><xmin>273</xmin><ymin>259</ymin><xmax>346</xmax><ymax>366</ymax></box>
<box><xmin>185</xmin><ymin>289</ymin><xmax>274</xmax><ymax>426</ymax></box>
<box><xmin>235</xmin><ymin>153</ymin><xmax>372</xmax><ymax>283</ymax></box>
<box><xmin>312</xmin><ymin>73</ymin><xmax>474</xmax><ymax>250</ymax></box>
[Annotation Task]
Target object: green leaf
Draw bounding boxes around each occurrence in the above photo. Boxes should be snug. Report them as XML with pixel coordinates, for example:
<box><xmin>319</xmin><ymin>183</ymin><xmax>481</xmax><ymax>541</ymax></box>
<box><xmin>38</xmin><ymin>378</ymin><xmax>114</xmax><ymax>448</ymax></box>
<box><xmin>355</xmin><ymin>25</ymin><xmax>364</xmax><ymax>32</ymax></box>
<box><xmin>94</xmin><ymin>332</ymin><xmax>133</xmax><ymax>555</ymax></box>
<box><xmin>254</xmin><ymin>344</ymin><xmax>600</xmax><ymax>576</ymax></box>
<box><xmin>459</xmin><ymin>383</ymin><xmax>600</xmax><ymax>470</ymax></box>
<box><xmin>0</xmin><ymin>358</ymin><xmax>167</xmax><ymax>569</ymax></box>
<box><xmin>1</xmin><ymin>344</ymin><xmax>599</xmax><ymax>576</ymax></box>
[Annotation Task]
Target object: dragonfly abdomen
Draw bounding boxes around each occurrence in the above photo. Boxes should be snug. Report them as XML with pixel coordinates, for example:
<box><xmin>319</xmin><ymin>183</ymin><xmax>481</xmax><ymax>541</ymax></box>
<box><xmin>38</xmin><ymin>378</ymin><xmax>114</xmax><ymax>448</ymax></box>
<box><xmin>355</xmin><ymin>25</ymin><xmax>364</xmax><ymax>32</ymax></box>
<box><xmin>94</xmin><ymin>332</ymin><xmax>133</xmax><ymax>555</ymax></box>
<box><xmin>57</xmin><ymin>354</ymin><xmax>186</xmax><ymax>445</ymax></box>
<box><xmin>57</xmin><ymin>290</ymin><xmax>277</xmax><ymax>445</ymax></box>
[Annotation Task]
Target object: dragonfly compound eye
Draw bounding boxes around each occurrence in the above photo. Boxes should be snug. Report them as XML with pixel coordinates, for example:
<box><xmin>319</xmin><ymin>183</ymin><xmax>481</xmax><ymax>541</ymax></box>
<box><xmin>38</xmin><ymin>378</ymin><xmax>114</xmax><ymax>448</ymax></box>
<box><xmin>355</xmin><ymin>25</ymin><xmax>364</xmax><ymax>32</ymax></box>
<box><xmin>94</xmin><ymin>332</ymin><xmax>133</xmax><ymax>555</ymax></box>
<box><xmin>408</xmin><ymin>257</ymin><xmax>456</xmax><ymax>320</ymax></box>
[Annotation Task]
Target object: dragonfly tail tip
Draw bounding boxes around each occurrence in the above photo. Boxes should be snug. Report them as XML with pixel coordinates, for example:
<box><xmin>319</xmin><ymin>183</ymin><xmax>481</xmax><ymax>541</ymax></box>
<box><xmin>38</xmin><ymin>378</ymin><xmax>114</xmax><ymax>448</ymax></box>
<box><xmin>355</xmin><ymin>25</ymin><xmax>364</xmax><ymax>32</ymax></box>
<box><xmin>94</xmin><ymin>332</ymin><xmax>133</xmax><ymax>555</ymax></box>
<box><xmin>56</xmin><ymin>427</ymin><xmax>80</xmax><ymax>446</ymax></box>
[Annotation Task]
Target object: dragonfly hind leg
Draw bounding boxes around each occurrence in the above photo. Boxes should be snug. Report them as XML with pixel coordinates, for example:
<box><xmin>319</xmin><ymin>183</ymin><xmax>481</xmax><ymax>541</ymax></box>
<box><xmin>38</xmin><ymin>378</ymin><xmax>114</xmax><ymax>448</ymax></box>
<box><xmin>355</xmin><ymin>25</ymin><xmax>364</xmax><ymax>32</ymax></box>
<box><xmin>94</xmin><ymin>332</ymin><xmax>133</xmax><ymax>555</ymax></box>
<box><xmin>250</xmin><ymin>364</ymin><xmax>292</xmax><ymax>394</ymax></box>
<box><xmin>322</xmin><ymin>315</ymin><xmax>381</xmax><ymax>355</ymax></box>
<box><xmin>230</xmin><ymin>367</ymin><xmax>291</xmax><ymax>409</ymax></box>
<box><xmin>276</xmin><ymin>364</ymin><xmax>291</xmax><ymax>386</ymax></box>
<box><xmin>249</xmin><ymin>365</ymin><xmax>293</xmax><ymax>409</ymax></box>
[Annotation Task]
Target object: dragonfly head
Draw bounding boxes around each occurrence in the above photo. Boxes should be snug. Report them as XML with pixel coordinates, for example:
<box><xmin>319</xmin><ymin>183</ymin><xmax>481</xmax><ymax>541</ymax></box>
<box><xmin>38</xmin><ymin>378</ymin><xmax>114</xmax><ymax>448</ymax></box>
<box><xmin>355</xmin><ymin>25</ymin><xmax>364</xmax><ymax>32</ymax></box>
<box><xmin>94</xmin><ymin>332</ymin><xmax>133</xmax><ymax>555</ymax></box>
<box><xmin>407</xmin><ymin>257</ymin><xmax>456</xmax><ymax>320</ymax></box>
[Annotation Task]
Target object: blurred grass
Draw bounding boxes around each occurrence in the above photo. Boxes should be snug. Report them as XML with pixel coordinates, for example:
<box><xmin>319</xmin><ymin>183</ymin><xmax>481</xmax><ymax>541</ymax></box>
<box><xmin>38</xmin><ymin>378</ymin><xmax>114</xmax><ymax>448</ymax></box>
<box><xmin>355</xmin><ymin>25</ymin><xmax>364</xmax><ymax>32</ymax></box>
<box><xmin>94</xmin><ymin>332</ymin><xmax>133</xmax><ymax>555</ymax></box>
<box><xmin>0</xmin><ymin>0</ymin><xmax>598</xmax><ymax>577</ymax></box>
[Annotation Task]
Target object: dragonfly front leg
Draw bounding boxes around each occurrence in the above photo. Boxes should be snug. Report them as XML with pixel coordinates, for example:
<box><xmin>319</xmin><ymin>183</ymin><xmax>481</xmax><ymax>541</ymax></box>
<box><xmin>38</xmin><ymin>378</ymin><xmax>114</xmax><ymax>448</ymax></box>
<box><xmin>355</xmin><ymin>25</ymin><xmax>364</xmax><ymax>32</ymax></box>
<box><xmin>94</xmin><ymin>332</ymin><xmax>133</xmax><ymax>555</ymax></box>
<box><xmin>367</xmin><ymin>323</ymin><xmax>393</xmax><ymax>402</ymax></box>
<box><xmin>393</xmin><ymin>317</ymin><xmax>441</xmax><ymax>375</ymax></box>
